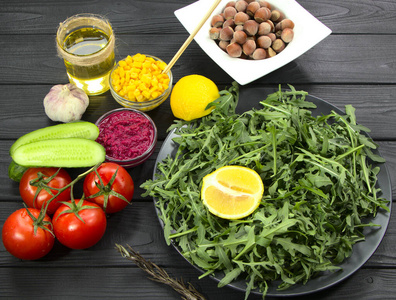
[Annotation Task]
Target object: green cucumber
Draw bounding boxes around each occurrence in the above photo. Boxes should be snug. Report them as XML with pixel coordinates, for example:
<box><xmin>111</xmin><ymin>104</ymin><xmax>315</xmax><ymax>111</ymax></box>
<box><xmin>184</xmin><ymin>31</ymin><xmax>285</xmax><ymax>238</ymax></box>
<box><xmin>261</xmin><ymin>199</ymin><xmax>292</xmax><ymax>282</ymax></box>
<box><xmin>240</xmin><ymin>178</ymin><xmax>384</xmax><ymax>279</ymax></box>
<box><xmin>8</xmin><ymin>160</ymin><xmax>29</xmax><ymax>182</ymax></box>
<box><xmin>10</xmin><ymin>121</ymin><xmax>99</xmax><ymax>156</ymax></box>
<box><xmin>12</xmin><ymin>138</ymin><xmax>106</xmax><ymax>168</ymax></box>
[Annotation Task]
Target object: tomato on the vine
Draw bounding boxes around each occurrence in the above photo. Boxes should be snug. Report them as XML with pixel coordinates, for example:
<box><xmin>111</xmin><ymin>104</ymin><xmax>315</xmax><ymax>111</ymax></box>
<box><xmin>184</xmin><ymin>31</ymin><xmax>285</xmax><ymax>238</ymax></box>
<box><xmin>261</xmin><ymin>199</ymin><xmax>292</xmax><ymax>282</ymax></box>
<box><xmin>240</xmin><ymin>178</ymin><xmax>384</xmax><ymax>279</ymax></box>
<box><xmin>19</xmin><ymin>167</ymin><xmax>72</xmax><ymax>215</ymax></box>
<box><xmin>52</xmin><ymin>199</ymin><xmax>107</xmax><ymax>249</ymax></box>
<box><xmin>83</xmin><ymin>162</ymin><xmax>134</xmax><ymax>214</ymax></box>
<box><xmin>2</xmin><ymin>208</ymin><xmax>54</xmax><ymax>260</ymax></box>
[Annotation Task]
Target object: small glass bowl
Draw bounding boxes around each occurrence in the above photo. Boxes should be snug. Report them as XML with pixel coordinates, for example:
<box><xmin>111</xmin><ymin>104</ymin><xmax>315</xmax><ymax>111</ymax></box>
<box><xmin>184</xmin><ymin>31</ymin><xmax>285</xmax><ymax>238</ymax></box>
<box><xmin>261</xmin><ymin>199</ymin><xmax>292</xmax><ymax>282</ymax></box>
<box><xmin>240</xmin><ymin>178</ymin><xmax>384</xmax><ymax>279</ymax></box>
<box><xmin>95</xmin><ymin>108</ymin><xmax>158</xmax><ymax>168</ymax></box>
<box><xmin>109</xmin><ymin>55</ymin><xmax>173</xmax><ymax>112</ymax></box>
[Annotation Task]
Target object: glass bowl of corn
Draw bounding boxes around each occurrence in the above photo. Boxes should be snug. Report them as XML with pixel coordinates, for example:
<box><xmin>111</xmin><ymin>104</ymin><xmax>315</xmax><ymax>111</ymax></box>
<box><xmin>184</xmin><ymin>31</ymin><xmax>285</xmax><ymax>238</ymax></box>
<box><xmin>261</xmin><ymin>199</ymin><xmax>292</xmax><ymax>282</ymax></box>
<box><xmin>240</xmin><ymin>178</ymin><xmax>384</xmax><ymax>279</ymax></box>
<box><xmin>109</xmin><ymin>54</ymin><xmax>173</xmax><ymax>111</ymax></box>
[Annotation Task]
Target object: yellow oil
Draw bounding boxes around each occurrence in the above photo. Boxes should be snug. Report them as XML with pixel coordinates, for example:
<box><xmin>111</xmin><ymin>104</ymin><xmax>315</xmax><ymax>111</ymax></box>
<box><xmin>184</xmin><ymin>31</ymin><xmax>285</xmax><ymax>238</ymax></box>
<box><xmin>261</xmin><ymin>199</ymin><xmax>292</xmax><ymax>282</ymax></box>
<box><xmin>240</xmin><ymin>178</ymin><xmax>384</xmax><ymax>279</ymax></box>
<box><xmin>63</xmin><ymin>28</ymin><xmax>115</xmax><ymax>95</ymax></box>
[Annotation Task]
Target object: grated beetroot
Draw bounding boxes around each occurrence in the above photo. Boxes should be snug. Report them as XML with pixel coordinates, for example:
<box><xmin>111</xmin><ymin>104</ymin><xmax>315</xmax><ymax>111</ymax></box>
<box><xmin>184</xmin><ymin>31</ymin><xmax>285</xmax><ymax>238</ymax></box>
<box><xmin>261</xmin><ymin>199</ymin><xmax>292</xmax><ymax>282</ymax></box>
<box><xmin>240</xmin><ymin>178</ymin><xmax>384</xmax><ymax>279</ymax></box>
<box><xmin>96</xmin><ymin>110</ymin><xmax>154</xmax><ymax>160</ymax></box>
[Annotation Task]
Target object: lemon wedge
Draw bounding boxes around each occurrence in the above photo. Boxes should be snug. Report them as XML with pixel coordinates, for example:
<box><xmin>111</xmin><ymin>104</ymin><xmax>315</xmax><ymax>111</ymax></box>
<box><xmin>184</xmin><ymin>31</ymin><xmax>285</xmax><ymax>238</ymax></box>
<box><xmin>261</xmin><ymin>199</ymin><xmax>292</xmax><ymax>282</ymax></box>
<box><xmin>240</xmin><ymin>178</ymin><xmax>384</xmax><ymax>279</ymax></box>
<box><xmin>201</xmin><ymin>166</ymin><xmax>264</xmax><ymax>220</ymax></box>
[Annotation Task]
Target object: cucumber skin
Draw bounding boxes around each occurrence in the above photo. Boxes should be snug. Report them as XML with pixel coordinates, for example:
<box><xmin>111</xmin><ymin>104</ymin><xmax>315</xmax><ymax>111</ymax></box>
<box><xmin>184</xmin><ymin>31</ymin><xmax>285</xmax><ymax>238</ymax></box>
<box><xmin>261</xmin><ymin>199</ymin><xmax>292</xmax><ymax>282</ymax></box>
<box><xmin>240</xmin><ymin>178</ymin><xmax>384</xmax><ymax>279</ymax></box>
<box><xmin>8</xmin><ymin>160</ymin><xmax>28</xmax><ymax>182</ymax></box>
<box><xmin>10</xmin><ymin>121</ymin><xmax>99</xmax><ymax>156</ymax></box>
<box><xmin>12</xmin><ymin>138</ymin><xmax>106</xmax><ymax>168</ymax></box>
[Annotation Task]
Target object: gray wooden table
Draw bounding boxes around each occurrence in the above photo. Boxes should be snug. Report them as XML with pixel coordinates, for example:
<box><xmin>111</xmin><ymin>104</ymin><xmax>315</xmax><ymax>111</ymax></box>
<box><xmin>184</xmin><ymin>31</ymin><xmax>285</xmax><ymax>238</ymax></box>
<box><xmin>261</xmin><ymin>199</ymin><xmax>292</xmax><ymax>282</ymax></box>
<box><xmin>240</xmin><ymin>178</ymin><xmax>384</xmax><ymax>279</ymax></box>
<box><xmin>0</xmin><ymin>0</ymin><xmax>395</xmax><ymax>299</ymax></box>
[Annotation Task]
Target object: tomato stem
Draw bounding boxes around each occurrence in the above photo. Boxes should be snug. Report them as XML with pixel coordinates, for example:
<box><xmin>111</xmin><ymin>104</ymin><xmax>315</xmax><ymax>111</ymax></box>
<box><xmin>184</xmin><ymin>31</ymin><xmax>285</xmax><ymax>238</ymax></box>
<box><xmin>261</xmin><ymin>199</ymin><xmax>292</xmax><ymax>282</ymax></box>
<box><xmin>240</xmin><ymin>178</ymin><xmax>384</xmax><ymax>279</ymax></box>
<box><xmin>37</xmin><ymin>163</ymin><xmax>102</xmax><ymax>216</ymax></box>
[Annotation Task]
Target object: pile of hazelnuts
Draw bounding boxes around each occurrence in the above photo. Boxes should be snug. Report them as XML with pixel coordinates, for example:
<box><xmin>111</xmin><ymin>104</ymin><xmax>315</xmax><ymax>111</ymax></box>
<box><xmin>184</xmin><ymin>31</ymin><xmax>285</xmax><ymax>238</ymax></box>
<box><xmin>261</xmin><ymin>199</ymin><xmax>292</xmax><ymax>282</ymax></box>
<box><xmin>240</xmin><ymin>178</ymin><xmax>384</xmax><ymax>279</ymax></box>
<box><xmin>209</xmin><ymin>0</ymin><xmax>294</xmax><ymax>60</ymax></box>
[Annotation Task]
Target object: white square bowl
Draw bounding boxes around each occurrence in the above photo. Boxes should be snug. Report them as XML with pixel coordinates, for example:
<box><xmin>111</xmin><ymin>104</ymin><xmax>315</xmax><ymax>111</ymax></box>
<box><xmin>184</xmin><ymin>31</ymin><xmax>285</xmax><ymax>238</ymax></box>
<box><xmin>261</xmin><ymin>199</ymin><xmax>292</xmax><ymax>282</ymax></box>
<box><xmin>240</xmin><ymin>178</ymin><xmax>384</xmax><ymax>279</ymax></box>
<box><xmin>174</xmin><ymin>0</ymin><xmax>332</xmax><ymax>85</ymax></box>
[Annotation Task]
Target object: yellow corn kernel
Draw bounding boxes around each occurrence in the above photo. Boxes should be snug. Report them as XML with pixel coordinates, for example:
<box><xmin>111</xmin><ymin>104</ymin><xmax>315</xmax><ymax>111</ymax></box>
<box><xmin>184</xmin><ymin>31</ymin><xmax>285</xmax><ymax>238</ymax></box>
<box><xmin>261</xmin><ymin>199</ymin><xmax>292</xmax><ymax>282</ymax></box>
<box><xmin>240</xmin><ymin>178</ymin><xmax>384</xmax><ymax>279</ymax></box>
<box><xmin>158</xmin><ymin>61</ymin><xmax>167</xmax><ymax>70</ymax></box>
<box><xmin>127</xmin><ymin>91</ymin><xmax>135</xmax><ymax>100</ymax></box>
<box><xmin>119</xmin><ymin>67</ymin><xmax>125</xmax><ymax>77</ymax></box>
<box><xmin>133</xmin><ymin>89</ymin><xmax>141</xmax><ymax>97</ymax></box>
<box><xmin>142</xmin><ymin>90</ymin><xmax>151</xmax><ymax>99</ymax></box>
<box><xmin>132</xmin><ymin>61</ymin><xmax>142</xmax><ymax>69</ymax></box>
<box><xmin>142</xmin><ymin>61</ymin><xmax>151</xmax><ymax>69</ymax></box>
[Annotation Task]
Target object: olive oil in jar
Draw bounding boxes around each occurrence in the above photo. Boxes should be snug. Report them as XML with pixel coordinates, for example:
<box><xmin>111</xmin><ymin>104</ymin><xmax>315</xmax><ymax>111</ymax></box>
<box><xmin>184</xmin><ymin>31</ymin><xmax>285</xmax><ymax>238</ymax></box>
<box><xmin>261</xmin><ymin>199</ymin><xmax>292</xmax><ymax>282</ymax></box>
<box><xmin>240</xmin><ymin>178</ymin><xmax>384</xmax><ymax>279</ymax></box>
<box><xmin>62</xmin><ymin>27</ymin><xmax>115</xmax><ymax>95</ymax></box>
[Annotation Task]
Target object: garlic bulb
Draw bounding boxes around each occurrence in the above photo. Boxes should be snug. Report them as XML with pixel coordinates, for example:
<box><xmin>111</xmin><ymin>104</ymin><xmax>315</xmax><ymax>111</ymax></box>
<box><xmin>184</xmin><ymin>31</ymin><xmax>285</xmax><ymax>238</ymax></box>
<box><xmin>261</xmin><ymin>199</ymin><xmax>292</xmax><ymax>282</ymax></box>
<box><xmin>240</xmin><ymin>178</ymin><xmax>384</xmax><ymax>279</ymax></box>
<box><xmin>43</xmin><ymin>84</ymin><xmax>89</xmax><ymax>123</ymax></box>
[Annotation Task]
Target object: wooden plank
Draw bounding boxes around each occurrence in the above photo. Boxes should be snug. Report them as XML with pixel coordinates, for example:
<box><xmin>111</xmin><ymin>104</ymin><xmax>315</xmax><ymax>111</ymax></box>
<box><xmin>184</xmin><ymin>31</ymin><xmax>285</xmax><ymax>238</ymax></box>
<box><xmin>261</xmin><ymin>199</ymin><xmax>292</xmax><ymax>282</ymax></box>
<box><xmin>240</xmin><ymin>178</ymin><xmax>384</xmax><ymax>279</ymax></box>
<box><xmin>0</xmin><ymin>85</ymin><xmax>395</xmax><ymax>140</ymax></box>
<box><xmin>0</xmin><ymin>34</ymin><xmax>396</xmax><ymax>85</ymax></box>
<box><xmin>0</xmin><ymin>0</ymin><xmax>395</xmax><ymax>35</ymax></box>
<box><xmin>0</xmin><ymin>266</ymin><xmax>395</xmax><ymax>299</ymax></box>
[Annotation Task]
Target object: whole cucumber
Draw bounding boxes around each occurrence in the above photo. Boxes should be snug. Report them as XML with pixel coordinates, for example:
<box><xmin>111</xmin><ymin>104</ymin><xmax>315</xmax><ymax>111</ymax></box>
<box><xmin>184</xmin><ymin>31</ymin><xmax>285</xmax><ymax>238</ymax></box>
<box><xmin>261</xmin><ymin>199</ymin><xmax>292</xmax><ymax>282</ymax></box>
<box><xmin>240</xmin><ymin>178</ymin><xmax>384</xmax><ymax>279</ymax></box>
<box><xmin>10</xmin><ymin>121</ymin><xmax>99</xmax><ymax>156</ymax></box>
<box><xmin>12</xmin><ymin>138</ymin><xmax>106</xmax><ymax>168</ymax></box>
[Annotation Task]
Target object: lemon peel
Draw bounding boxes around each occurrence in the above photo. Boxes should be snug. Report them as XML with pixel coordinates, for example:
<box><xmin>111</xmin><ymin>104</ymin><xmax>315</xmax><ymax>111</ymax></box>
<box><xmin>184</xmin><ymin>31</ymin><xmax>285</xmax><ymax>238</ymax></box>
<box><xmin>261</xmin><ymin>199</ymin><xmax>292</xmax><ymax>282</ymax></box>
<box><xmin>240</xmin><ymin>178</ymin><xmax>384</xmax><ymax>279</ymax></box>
<box><xmin>170</xmin><ymin>74</ymin><xmax>220</xmax><ymax>121</ymax></box>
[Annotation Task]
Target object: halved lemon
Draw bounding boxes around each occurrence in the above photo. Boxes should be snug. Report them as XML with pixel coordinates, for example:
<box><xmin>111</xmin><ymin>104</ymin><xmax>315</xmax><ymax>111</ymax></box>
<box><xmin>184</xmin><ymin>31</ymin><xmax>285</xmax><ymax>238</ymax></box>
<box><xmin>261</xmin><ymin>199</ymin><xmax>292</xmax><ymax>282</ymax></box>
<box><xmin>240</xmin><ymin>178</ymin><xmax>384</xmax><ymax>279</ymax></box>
<box><xmin>201</xmin><ymin>166</ymin><xmax>264</xmax><ymax>220</ymax></box>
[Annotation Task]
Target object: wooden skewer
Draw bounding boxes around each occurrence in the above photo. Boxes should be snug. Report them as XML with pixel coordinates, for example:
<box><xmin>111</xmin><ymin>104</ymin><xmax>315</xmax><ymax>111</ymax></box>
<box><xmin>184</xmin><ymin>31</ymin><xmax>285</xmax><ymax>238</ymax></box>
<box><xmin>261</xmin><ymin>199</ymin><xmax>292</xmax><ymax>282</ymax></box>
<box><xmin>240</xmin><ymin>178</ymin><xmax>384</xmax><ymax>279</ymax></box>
<box><xmin>162</xmin><ymin>0</ymin><xmax>222</xmax><ymax>74</ymax></box>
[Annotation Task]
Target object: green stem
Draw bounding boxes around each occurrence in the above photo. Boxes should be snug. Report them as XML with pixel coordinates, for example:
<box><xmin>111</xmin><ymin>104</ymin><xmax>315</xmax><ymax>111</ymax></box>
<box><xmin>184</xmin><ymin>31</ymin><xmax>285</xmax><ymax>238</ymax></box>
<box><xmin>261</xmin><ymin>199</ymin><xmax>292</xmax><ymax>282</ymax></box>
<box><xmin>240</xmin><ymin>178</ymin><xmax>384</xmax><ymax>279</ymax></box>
<box><xmin>40</xmin><ymin>164</ymin><xmax>100</xmax><ymax>215</ymax></box>
<box><xmin>169</xmin><ymin>226</ymin><xmax>199</xmax><ymax>239</ymax></box>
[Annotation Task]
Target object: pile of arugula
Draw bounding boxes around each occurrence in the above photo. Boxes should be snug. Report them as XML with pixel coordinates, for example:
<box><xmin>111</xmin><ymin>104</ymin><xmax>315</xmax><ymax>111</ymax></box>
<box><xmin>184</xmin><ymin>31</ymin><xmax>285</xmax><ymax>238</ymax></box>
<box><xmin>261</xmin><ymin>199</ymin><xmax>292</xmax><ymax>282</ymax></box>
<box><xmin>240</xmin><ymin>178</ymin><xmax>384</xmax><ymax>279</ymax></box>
<box><xmin>141</xmin><ymin>83</ymin><xmax>389</xmax><ymax>299</ymax></box>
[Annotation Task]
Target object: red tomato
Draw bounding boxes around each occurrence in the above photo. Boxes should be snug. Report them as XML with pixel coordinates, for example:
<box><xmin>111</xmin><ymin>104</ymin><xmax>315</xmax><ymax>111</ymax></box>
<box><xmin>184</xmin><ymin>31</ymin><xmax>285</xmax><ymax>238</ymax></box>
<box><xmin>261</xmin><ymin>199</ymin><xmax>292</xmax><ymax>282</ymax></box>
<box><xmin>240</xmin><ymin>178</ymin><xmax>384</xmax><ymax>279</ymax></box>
<box><xmin>52</xmin><ymin>199</ymin><xmax>107</xmax><ymax>249</ymax></box>
<box><xmin>2</xmin><ymin>208</ymin><xmax>54</xmax><ymax>260</ymax></box>
<box><xmin>19</xmin><ymin>167</ymin><xmax>72</xmax><ymax>215</ymax></box>
<box><xmin>83</xmin><ymin>162</ymin><xmax>134</xmax><ymax>214</ymax></box>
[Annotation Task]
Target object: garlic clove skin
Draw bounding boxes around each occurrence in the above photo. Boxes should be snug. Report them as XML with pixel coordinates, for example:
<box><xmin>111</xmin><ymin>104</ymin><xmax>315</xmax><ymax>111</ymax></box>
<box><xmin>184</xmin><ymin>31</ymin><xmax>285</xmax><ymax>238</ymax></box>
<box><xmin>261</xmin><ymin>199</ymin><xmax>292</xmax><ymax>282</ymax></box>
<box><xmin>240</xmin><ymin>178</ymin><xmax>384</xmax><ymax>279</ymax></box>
<box><xmin>43</xmin><ymin>83</ymin><xmax>89</xmax><ymax>123</ymax></box>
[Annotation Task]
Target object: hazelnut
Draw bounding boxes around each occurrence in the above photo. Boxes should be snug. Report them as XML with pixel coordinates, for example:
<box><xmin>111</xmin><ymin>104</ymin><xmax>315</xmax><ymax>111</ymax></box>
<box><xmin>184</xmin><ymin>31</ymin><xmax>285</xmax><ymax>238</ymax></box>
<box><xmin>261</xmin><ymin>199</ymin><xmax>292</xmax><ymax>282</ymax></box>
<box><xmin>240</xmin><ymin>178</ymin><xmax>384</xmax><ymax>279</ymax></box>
<box><xmin>275</xmin><ymin>19</ymin><xmax>295</xmax><ymax>31</ymax></box>
<box><xmin>224</xmin><ymin>6</ymin><xmax>237</xmax><ymax>20</ymax></box>
<box><xmin>281</xmin><ymin>28</ymin><xmax>294</xmax><ymax>43</ymax></box>
<box><xmin>234</xmin><ymin>11</ymin><xmax>249</xmax><ymax>25</ymax></box>
<box><xmin>225</xmin><ymin>1</ymin><xmax>236</xmax><ymax>8</ymax></box>
<box><xmin>257</xmin><ymin>0</ymin><xmax>272</xmax><ymax>10</ymax></box>
<box><xmin>265</xmin><ymin>20</ymin><xmax>275</xmax><ymax>32</ymax></box>
<box><xmin>245</xmin><ymin>0</ymin><xmax>256</xmax><ymax>3</ymax></box>
<box><xmin>226</xmin><ymin>42</ymin><xmax>243</xmax><ymax>57</ymax></box>
<box><xmin>219</xmin><ymin>40</ymin><xmax>230</xmax><ymax>51</ymax></box>
<box><xmin>209</xmin><ymin>27</ymin><xmax>221</xmax><ymax>40</ymax></box>
<box><xmin>271</xmin><ymin>10</ymin><xmax>285</xmax><ymax>22</ymax></box>
<box><xmin>233</xmin><ymin>30</ymin><xmax>247</xmax><ymax>44</ymax></box>
<box><xmin>251</xmin><ymin>48</ymin><xmax>267</xmax><ymax>60</ymax></box>
<box><xmin>265</xmin><ymin>32</ymin><xmax>276</xmax><ymax>42</ymax></box>
<box><xmin>242</xmin><ymin>39</ymin><xmax>256</xmax><ymax>56</ymax></box>
<box><xmin>272</xmin><ymin>38</ymin><xmax>285</xmax><ymax>52</ymax></box>
<box><xmin>256</xmin><ymin>35</ymin><xmax>272</xmax><ymax>49</ymax></box>
<box><xmin>243</xmin><ymin>19</ymin><xmax>259</xmax><ymax>36</ymax></box>
<box><xmin>219</xmin><ymin>26</ymin><xmax>234</xmax><ymax>41</ymax></box>
<box><xmin>235</xmin><ymin>24</ymin><xmax>244</xmax><ymax>31</ymax></box>
<box><xmin>275</xmin><ymin>30</ymin><xmax>282</xmax><ymax>39</ymax></box>
<box><xmin>246</xmin><ymin>2</ymin><xmax>260</xmax><ymax>17</ymax></box>
<box><xmin>235</xmin><ymin>0</ymin><xmax>248</xmax><ymax>12</ymax></box>
<box><xmin>254</xmin><ymin>7</ymin><xmax>271</xmax><ymax>23</ymax></box>
<box><xmin>211</xmin><ymin>14</ymin><xmax>224</xmax><ymax>28</ymax></box>
<box><xmin>223</xmin><ymin>18</ymin><xmax>235</xmax><ymax>29</ymax></box>
<box><xmin>258</xmin><ymin>21</ymin><xmax>271</xmax><ymax>35</ymax></box>
<box><xmin>267</xmin><ymin>47</ymin><xmax>277</xmax><ymax>57</ymax></box>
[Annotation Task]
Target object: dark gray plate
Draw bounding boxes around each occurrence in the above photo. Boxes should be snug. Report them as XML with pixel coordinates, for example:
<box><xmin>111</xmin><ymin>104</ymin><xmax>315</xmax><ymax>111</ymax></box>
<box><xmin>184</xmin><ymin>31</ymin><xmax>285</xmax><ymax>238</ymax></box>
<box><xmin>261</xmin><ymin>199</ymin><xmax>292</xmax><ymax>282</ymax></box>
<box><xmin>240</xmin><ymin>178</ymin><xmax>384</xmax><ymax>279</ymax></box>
<box><xmin>153</xmin><ymin>88</ymin><xmax>392</xmax><ymax>297</ymax></box>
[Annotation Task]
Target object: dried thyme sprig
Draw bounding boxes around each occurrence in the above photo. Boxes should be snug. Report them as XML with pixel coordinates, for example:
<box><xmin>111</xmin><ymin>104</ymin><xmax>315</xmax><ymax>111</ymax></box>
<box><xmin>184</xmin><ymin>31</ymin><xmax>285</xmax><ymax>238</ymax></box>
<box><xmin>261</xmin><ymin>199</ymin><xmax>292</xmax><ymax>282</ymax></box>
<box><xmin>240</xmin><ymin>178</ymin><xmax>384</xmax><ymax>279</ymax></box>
<box><xmin>115</xmin><ymin>244</ymin><xmax>206</xmax><ymax>300</ymax></box>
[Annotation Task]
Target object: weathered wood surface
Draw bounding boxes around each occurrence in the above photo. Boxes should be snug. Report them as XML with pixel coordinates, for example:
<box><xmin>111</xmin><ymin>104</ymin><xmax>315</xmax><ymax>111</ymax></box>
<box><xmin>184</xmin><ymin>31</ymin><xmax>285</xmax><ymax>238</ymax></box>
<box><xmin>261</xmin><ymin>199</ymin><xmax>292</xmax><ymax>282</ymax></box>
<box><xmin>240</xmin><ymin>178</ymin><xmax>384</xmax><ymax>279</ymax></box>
<box><xmin>0</xmin><ymin>0</ymin><xmax>395</xmax><ymax>299</ymax></box>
